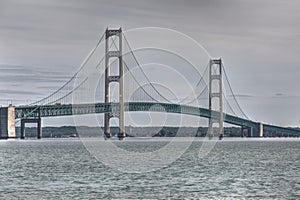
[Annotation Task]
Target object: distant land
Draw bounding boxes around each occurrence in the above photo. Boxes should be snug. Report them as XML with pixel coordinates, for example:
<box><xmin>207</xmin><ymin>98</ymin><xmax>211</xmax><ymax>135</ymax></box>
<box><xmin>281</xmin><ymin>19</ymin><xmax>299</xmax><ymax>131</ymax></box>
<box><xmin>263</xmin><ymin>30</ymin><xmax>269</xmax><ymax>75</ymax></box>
<box><xmin>15</xmin><ymin>126</ymin><xmax>300</xmax><ymax>138</ymax></box>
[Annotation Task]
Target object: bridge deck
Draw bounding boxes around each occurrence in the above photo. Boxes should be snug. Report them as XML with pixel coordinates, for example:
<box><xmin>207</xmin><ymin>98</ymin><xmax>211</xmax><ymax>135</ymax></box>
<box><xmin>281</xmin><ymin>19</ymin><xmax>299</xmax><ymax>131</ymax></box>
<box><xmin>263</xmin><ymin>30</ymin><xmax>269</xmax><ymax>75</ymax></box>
<box><xmin>15</xmin><ymin>102</ymin><xmax>300</xmax><ymax>136</ymax></box>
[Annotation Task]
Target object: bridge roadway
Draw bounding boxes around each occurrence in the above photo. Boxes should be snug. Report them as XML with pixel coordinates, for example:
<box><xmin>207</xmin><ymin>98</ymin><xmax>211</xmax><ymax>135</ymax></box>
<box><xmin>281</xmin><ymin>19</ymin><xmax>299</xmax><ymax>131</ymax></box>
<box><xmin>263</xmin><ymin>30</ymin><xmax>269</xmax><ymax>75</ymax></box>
<box><xmin>15</xmin><ymin>102</ymin><xmax>300</xmax><ymax>137</ymax></box>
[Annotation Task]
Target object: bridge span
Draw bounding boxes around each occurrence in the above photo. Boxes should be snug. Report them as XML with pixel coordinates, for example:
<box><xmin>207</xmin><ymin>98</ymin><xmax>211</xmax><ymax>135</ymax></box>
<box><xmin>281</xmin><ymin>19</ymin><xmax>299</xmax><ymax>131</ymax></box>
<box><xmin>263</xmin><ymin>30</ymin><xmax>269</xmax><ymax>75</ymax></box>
<box><xmin>1</xmin><ymin>102</ymin><xmax>299</xmax><ymax>139</ymax></box>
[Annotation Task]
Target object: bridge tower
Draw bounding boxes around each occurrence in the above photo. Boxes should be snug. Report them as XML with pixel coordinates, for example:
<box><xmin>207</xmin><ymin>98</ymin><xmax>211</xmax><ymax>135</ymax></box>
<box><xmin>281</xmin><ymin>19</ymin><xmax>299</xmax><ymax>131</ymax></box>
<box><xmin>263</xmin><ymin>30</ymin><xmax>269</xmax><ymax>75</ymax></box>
<box><xmin>104</xmin><ymin>28</ymin><xmax>125</xmax><ymax>140</ymax></box>
<box><xmin>208</xmin><ymin>59</ymin><xmax>224</xmax><ymax>139</ymax></box>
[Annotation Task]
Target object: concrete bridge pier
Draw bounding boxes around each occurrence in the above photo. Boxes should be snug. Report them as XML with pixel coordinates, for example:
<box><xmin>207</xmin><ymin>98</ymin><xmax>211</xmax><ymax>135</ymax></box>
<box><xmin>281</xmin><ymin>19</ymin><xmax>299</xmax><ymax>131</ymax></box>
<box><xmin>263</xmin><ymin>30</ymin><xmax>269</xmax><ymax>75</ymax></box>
<box><xmin>0</xmin><ymin>105</ymin><xmax>16</xmax><ymax>139</ymax></box>
<box><xmin>241</xmin><ymin>126</ymin><xmax>252</xmax><ymax>137</ymax></box>
<box><xmin>258</xmin><ymin>123</ymin><xmax>263</xmax><ymax>137</ymax></box>
<box><xmin>241</xmin><ymin>123</ymin><xmax>263</xmax><ymax>137</ymax></box>
<box><xmin>21</xmin><ymin>118</ymin><xmax>42</xmax><ymax>139</ymax></box>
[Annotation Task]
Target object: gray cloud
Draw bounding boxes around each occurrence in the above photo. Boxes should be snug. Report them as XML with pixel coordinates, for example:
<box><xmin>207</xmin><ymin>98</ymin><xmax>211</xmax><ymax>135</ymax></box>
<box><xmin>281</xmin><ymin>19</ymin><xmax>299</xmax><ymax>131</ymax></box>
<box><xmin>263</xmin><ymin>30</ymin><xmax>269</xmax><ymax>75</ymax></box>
<box><xmin>0</xmin><ymin>89</ymin><xmax>41</xmax><ymax>96</ymax></box>
<box><xmin>0</xmin><ymin>64</ymin><xmax>71</xmax><ymax>83</ymax></box>
<box><xmin>227</xmin><ymin>94</ymin><xmax>254</xmax><ymax>98</ymax></box>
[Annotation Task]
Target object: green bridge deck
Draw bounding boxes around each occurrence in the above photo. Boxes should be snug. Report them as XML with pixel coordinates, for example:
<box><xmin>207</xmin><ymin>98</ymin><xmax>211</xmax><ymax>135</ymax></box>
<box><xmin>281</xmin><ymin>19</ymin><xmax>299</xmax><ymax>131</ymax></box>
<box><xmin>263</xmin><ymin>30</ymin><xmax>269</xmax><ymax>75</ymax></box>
<box><xmin>15</xmin><ymin>102</ymin><xmax>300</xmax><ymax>137</ymax></box>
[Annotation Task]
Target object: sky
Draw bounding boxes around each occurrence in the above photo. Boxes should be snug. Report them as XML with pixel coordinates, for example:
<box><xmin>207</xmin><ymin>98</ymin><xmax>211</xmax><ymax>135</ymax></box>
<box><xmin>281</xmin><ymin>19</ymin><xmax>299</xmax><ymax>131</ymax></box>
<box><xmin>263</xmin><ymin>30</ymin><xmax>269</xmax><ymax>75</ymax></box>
<box><xmin>0</xmin><ymin>0</ymin><xmax>300</xmax><ymax>127</ymax></box>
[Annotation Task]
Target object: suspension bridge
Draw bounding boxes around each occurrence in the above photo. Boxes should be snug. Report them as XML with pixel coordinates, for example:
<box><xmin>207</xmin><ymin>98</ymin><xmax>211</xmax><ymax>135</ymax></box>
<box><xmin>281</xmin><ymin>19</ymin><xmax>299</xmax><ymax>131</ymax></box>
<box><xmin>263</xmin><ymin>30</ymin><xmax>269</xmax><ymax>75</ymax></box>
<box><xmin>0</xmin><ymin>28</ymin><xmax>299</xmax><ymax>139</ymax></box>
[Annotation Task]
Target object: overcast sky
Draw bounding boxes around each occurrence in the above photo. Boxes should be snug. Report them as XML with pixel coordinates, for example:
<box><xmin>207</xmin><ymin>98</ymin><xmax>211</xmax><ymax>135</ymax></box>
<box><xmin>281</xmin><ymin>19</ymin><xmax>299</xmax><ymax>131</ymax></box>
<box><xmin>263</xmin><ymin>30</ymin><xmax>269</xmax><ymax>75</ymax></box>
<box><xmin>0</xmin><ymin>0</ymin><xmax>299</xmax><ymax>127</ymax></box>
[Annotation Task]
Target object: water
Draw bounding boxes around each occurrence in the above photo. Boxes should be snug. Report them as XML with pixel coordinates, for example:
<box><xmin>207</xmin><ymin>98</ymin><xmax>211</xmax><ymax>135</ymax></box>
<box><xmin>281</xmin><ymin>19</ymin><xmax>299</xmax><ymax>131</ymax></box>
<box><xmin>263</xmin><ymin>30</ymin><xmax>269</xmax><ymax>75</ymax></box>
<box><xmin>0</xmin><ymin>138</ymin><xmax>299</xmax><ymax>199</ymax></box>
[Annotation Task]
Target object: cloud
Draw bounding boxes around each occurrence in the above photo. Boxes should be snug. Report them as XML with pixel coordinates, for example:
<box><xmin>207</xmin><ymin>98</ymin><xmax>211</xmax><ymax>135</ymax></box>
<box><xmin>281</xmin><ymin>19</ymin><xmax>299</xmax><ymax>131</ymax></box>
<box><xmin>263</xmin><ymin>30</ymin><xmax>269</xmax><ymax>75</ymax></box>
<box><xmin>0</xmin><ymin>89</ymin><xmax>41</xmax><ymax>96</ymax></box>
<box><xmin>0</xmin><ymin>64</ymin><xmax>72</xmax><ymax>101</ymax></box>
<box><xmin>272</xmin><ymin>93</ymin><xmax>300</xmax><ymax>98</ymax></box>
<box><xmin>227</xmin><ymin>94</ymin><xmax>254</xmax><ymax>98</ymax></box>
<box><xmin>0</xmin><ymin>64</ymin><xmax>71</xmax><ymax>83</ymax></box>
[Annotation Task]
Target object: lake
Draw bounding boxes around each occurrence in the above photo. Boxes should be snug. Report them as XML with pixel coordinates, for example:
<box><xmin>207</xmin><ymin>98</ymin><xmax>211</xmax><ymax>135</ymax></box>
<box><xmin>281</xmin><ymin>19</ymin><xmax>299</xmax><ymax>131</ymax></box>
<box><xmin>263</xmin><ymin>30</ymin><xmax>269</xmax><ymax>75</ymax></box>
<box><xmin>0</xmin><ymin>138</ymin><xmax>299</xmax><ymax>199</ymax></box>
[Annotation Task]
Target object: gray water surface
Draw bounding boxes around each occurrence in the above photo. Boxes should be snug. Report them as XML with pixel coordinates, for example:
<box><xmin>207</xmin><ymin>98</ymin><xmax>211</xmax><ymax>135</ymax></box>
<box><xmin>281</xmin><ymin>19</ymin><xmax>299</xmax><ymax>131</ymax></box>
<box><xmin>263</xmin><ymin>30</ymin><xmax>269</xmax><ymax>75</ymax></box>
<box><xmin>0</xmin><ymin>138</ymin><xmax>299</xmax><ymax>199</ymax></box>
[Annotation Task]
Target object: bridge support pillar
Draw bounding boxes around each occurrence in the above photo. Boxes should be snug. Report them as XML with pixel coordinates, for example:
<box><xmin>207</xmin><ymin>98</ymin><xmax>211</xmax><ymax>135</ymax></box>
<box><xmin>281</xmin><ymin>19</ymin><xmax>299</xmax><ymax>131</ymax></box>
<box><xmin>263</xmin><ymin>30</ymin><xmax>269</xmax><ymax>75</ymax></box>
<box><xmin>259</xmin><ymin>123</ymin><xmax>263</xmax><ymax>137</ymax></box>
<box><xmin>21</xmin><ymin>120</ymin><xmax>25</xmax><ymax>139</ymax></box>
<box><xmin>241</xmin><ymin>126</ymin><xmax>252</xmax><ymax>137</ymax></box>
<box><xmin>208</xmin><ymin>59</ymin><xmax>224</xmax><ymax>139</ymax></box>
<box><xmin>241</xmin><ymin>123</ymin><xmax>263</xmax><ymax>137</ymax></box>
<box><xmin>0</xmin><ymin>105</ymin><xmax>16</xmax><ymax>139</ymax></box>
<box><xmin>104</xmin><ymin>28</ymin><xmax>125</xmax><ymax>140</ymax></box>
<box><xmin>20</xmin><ymin>118</ymin><xmax>42</xmax><ymax>139</ymax></box>
<box><xmin>37</xmin><ymin>118</ymin><xmax>42</xmax><ymax>139</ymax></box>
